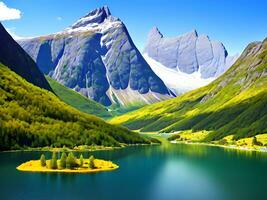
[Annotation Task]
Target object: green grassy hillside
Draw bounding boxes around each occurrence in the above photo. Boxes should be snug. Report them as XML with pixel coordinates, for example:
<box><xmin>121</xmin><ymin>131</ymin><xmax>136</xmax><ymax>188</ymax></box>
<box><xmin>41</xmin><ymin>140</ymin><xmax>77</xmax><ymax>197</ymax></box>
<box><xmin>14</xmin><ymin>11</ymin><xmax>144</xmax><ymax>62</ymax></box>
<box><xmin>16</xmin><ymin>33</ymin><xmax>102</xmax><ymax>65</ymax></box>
<box><xmin>46</xmin><ymin>76</ymin><xmax>112</xmax><ymax>119</ymax></box>
<box><xmin>0</xmin><ymin>64</ymin><xmax>150</xmax><ymax>151</ymax></box>
<box><xmin>110</xmin><ymin>38</ymin><xmax>267</xmax><ymax>141</ymax></box>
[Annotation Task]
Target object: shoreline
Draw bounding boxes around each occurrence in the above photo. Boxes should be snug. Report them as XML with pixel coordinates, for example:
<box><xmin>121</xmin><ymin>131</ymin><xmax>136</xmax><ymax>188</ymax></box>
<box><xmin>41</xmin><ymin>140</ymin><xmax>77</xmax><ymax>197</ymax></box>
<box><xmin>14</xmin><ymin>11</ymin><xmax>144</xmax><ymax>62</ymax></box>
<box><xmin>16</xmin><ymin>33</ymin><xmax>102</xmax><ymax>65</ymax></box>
<box><xmin>1</xmin><ymin>143</ymin><xmax>159</xmax><ymax>153</ymax></box>
<box><xmin>1</xmin><ymin>147</ymin><xmax>121</xmax><ymax>153</ymax></box>
<box><xmin>170</xmin><ymin>141</ymin><xmax>267</xmax><ymax>153</ymax></box>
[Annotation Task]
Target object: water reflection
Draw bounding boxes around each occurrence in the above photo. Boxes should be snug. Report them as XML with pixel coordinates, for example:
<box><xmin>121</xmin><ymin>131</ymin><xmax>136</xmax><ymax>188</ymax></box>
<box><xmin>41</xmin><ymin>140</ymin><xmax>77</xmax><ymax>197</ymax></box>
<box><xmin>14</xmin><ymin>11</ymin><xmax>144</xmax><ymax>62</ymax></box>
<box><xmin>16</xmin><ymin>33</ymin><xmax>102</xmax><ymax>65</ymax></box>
<box><xmin>222</xmin><ymin>147</ymin><xmax>267</xmax><ymax>160</ymax></box>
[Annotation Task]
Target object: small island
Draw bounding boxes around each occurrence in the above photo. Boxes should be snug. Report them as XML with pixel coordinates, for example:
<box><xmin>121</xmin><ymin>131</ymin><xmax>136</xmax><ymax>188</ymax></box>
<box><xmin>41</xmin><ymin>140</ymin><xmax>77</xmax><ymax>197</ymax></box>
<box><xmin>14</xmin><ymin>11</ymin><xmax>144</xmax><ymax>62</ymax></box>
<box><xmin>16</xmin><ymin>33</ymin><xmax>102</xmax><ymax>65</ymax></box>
<box><xmin>17</xmin><ymin>152</ymin><xmax>119</xmax><ymax>173</ymax></box>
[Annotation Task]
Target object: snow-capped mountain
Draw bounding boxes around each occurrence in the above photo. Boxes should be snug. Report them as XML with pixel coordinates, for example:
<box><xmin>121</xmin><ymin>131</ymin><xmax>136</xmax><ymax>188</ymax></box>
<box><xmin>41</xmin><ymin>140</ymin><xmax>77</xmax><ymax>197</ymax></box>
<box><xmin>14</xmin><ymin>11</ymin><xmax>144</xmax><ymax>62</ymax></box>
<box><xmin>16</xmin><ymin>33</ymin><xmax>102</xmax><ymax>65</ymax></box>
<box><xmin>18</xmin><ymin>6</ymin><xmax>171</xmax><ymax>106</ymax></box>
<box><xmin>144</xmin><ymin>27</ymin><xmax>239</xmax><ymax>95</ymax></box>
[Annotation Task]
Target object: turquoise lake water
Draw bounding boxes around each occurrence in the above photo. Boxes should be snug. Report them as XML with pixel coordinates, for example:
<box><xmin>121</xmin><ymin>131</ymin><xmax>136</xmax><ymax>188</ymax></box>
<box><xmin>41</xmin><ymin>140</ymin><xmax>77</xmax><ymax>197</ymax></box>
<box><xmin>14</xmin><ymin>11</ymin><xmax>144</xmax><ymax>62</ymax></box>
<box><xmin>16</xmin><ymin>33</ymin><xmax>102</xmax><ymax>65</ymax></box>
<box><xmin>1</xmin><ymin>144</ymin><xmax>267</xmax><ymax>200</ymax></box>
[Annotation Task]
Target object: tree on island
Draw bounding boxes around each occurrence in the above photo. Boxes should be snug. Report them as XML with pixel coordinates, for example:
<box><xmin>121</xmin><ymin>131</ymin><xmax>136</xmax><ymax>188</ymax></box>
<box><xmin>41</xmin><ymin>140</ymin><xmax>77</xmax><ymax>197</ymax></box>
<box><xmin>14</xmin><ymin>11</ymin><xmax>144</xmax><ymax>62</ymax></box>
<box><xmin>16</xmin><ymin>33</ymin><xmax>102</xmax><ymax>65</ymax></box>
<box><xmin>66</xmin><ymin>152</ymin><xmax>78</xmax><ymax>169</ymax></box>
<box><xmin>40</xmin><ymin>154</ymin><xmax>46</xmax><ymax>167</ymax></box>
<box><xmin>50</xmin><ymin>152</ymin><xmax>58</xmax><ymax>169</ymax></box>
<box><xmin>60</xmin><ymin>152</ymin><xmax>67</xmax><ymax>169</ymax></box>
<box><xmin>88</xmin><ymin>155</ymin><xmax>95</xmax><ymax>169</ymax></box>
<box><xmin>79</xmin><ymin>154</ymin><xmax>84</xmax><ymax>167</ymax></box>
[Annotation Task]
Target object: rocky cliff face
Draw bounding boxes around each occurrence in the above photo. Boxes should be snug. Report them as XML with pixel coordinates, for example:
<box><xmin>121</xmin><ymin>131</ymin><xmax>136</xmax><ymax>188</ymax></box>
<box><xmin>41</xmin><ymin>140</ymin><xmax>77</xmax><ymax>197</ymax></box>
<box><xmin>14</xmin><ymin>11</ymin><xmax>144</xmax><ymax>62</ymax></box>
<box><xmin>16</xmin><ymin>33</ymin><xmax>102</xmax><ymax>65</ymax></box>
<box><xmin>143</xmin><ymin>27</ymin><xmax>239</xmax><ymax>95</ymax></box>
<box><xmin>144</xmin><ymin>27</ymin><xmax>238</xmax><ymax>79</ymax></box>
<box><xmin>18</xmin><ymin>6</ymin><xmax>171</xmax><ymax>106</ymax></box>
<box><xmin>0</xmin><ymin>23</ymin><xmax>52</xmax><ymax>91</ymax></box>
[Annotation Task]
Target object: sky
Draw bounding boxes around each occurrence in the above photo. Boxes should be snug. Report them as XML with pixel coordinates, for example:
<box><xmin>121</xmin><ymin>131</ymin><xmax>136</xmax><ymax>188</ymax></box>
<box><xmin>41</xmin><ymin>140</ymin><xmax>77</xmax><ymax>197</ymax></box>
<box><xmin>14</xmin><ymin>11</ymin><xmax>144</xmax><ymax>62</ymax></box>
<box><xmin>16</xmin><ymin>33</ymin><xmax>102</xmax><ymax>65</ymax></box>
<box><xmin>1</xmin><ymin>0</ymin><xmax>267</xmax><ymax>55</ymax></box>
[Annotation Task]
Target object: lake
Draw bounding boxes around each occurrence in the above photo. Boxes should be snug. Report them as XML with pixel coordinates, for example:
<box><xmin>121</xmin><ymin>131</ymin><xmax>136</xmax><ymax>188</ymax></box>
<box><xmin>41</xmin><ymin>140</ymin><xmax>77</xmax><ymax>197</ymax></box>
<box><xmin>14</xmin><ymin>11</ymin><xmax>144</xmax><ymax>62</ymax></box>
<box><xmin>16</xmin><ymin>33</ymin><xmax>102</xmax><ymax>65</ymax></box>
<box><xmin>1</xmin><ymin>143</ymin><xmax>267</xmax><ymax>200</ymax></box>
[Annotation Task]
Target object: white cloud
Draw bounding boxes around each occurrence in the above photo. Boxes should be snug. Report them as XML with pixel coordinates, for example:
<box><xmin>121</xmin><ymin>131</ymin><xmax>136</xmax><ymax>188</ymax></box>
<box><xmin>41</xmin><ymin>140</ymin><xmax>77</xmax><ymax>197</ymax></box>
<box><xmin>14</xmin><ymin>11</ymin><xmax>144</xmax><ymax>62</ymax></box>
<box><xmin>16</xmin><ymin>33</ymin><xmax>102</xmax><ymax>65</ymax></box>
<box><xmin>0</xmin><ymin>2</ymin><xmax>21</xmax><ymax>21</ymax></box>
<box><xmin>56</xmin><ymin>16</ymin><xmax>62</xmax><ymax>21</ymax></box>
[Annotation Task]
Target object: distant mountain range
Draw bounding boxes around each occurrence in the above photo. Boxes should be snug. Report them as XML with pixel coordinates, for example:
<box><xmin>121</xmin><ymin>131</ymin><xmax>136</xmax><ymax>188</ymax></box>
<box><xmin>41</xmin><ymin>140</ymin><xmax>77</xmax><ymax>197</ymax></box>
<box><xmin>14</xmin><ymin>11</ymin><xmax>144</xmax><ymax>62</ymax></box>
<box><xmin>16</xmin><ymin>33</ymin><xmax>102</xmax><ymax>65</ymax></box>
<box><xmin>18</xmin><ymin>6</ymin><xmax>172</xmax><ymax>107</ymax></box>
<box><xmin>143</xmin><ymin>27</ymin><xmax>239</xmax><ymax>95</ymax></box>
<box><xmin>111</xmin><ymin>37</ymin><xmax>267</xmax><ymax>141</ymax></box>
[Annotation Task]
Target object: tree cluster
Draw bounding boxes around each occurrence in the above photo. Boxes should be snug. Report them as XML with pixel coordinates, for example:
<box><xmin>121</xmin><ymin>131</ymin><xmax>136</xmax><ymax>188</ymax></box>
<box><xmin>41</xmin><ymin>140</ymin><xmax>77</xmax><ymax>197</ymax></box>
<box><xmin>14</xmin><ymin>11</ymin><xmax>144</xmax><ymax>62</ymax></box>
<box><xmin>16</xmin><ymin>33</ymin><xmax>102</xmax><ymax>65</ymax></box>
<box><xmin>40</xmin><ymin>152</ymin><xmax>96</xmax><ymax>170</ymax></box>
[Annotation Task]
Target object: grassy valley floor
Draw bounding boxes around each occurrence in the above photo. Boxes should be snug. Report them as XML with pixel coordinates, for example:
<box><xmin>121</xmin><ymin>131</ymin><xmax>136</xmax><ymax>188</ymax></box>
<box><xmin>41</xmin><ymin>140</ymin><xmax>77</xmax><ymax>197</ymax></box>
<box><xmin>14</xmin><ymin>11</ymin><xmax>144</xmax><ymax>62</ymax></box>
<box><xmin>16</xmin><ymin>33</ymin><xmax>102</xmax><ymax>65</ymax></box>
<box><xmin>139</xmin><ymin>130</ymin><xmax>267</xmax><ymax>153</ymax></box>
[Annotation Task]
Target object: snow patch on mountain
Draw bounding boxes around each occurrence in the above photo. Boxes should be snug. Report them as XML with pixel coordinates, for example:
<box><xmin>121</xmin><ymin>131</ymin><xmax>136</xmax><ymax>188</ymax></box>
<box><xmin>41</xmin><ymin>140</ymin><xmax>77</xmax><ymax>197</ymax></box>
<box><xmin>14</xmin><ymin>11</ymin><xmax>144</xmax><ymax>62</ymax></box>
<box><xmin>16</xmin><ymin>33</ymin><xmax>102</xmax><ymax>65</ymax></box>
<box><xmin>143</xmin><ymin>54</ymin><xmax>215</xmax><ymax>95</ymax></box>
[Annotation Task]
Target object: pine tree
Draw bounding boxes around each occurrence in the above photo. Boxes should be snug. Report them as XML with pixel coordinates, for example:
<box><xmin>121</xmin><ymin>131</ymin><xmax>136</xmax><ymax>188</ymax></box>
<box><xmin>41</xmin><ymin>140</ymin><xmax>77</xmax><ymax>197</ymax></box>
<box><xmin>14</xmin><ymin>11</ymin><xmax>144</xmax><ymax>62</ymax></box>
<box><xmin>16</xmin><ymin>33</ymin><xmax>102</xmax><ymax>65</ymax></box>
<box><xmin>88</xmin><ymin>155</ymin><xmax>95</xmax><ymax>169</ymax></box>
<box><xmin>66</xmin><ymin>152</ymin><xmax>77</xmax><ymax>169</ymax></box>
<box><xmin>50</xmin><ymin>151</ymin><xmax>58</xmax><ymax>169</ymax></box>
<box><xmin>40</xmin><ymin>154</ymin><xmax>46</xmax><ymax>167</ymax></box>
<box><xmin>79</xmin><ymin>154</ymin><xmax>84</xmax><ymax>167</ymax></box>
<box><xmin>60</xmin><ymin>152</ymin><xmax>67</xmax><ymax>169</ymax></box>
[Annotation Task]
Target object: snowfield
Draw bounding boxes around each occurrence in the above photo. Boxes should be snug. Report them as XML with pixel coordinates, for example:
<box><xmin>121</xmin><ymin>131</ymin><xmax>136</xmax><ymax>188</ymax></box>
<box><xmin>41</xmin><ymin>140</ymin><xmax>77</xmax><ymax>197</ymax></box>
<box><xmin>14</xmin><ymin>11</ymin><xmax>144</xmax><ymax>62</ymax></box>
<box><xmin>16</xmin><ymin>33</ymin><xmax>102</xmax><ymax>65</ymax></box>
<box><xmin>143</xmin><ymin>54</ymin><xmax>215</xmax><ymax>95</ymax></box>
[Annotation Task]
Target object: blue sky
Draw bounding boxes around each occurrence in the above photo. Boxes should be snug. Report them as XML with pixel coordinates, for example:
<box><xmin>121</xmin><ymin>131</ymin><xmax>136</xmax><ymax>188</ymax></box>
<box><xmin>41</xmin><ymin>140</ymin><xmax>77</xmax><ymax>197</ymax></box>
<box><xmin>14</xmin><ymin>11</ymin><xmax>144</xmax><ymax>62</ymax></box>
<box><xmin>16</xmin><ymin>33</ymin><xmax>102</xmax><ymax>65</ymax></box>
<box><xmin>1</xmin><ymin>0</ymin><xmax>267</xmax><ymax>55</ymax></box>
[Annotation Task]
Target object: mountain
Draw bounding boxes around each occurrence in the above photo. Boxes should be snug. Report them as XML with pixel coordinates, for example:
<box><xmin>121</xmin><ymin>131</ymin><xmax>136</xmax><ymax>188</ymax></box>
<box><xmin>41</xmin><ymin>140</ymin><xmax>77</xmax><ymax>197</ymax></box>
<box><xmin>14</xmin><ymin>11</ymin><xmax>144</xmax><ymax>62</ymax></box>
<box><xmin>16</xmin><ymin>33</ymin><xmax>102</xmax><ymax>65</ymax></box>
<box><xmin>0</xmin><ymin>24</ymin><xmax>150</xmax><ymax>150</ymax></box>
<box><xmin>46</xmin><ymin>76</ymin><xmax>112</xmax><ymax>118</ymax></box>
<box><xmin>0</xmin><ymin>23</ymin><xmax>52</xmax><ymax>91</ymax></box>
<box><xmin>111</xmin><ymin>38</ymin><xmax>267</xmax><ymax>141</ymax></box>
<box><xmin>18</xmin><ymin>6</ymin><xmax>172</xmax><ymax>107</ymax></box>
<box><xmin>143</xmin><ymin>27</ymin><xmax>239</xmax><ymax>95</ymax></box>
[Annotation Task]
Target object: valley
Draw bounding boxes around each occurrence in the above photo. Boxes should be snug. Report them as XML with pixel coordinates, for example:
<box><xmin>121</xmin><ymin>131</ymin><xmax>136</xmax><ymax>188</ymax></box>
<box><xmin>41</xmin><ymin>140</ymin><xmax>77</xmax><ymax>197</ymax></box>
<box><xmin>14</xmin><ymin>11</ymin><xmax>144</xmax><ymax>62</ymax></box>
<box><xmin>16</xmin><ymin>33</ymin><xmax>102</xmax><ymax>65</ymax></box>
<box><xmin>0</xmin><ymin>4</ymin><xmax>266</xmax><ymax>157</ymax></box>
<box><xmin>111</xmin><ymin>38</ymin><xmax>267</xmax><ymax>143</ymax></box>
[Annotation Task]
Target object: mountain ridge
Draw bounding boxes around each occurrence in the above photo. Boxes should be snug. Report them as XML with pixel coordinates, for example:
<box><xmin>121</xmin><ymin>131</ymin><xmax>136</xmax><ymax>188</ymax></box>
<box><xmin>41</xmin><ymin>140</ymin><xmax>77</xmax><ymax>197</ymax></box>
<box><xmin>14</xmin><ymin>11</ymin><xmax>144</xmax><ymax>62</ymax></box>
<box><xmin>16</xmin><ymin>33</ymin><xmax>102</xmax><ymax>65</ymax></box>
<box><xmin>0</xmin><ymin>23</ymin><xmax>52</xmax><ymax>91</ymax></box>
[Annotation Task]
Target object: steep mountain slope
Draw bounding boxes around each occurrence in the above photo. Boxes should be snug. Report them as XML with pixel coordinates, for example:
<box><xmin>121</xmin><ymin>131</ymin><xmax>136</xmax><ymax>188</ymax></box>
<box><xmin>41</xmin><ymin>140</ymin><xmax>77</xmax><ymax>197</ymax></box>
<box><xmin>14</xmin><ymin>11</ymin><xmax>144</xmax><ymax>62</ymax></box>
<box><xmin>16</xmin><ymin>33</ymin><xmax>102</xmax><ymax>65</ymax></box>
<box><xmin>143</xmin><ymin>27</ymin><xmax>239</xmax><ymax>95</ymax></box>
<box><xmin>111</xmin><ymin>38</ymin><xmax>267</xmax><ymax>141</ymax></box>
<box><xmin>18</xmin><ymin>6</ymin><xmax>171</xmax><ymax>106</ymax></box>
<box><xmin>0</xmin><ymin>64</ymin><xmax>150</xmax><ymax>150</ymax></box>
<box><xmin>46</xmin><ymin>76</ymin><xmax>112</xmax><ymax>118</ymax></box>
<box><xmin>0</xmin><ymin>23</ymin><xmax>52</xmax><ymax>91</ymax></box>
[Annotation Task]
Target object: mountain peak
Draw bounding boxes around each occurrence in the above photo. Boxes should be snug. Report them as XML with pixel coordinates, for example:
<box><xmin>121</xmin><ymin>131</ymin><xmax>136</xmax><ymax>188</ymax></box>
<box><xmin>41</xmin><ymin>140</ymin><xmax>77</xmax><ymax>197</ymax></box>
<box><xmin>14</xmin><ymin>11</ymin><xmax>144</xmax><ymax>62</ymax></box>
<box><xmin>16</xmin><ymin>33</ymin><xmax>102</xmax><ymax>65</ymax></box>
<box><xmin>71</xmin><ymin>6</ymin><xmax>112</xmax><ymax>29</ymax></box>
<box><xmin>182</xmin><ymin>29</ymin><xmax>198</xmax><ymax>38</ymax></box>
<box><xmin>192</xmin><ymin>29</ymin><xmax>198</xmax><ymax>36</ymax></box>
<box><xmin>85</xmin><ymin>5</ymin><xmax>111</xmax><ymax>18</ymax></box>
<box><xmin>148</xmin><ymin>27</ymin><xmax>163</xmax><ymax>40</ymax></box>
